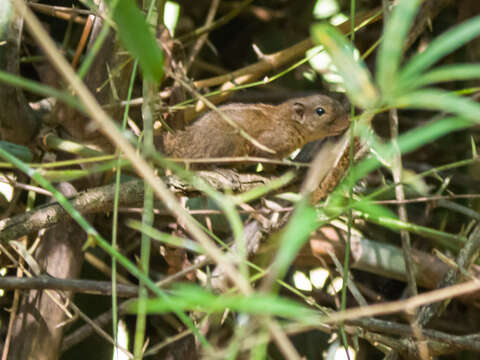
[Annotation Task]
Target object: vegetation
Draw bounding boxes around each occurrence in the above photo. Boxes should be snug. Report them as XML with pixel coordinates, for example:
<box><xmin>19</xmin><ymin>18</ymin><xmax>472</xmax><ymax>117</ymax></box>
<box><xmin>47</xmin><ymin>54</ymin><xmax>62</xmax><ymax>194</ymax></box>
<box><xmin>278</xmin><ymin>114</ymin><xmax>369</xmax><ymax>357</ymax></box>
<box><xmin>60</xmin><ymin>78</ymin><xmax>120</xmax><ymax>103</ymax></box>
<box><xmin>1</xmin><ymin>0</ymin><xmax>480</xmax><ymax>359</ymax></box>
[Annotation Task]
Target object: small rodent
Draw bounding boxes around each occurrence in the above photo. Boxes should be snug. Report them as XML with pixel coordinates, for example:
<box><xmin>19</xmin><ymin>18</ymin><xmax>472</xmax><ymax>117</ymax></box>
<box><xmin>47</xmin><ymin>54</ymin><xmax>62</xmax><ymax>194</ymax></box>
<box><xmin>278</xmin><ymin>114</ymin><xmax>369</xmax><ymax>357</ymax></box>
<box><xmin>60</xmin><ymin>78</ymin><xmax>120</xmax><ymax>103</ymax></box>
<box><xmin>162</xmin><ymin>94</ymin><xmax>349</xmax><ymax>165</ymax></box>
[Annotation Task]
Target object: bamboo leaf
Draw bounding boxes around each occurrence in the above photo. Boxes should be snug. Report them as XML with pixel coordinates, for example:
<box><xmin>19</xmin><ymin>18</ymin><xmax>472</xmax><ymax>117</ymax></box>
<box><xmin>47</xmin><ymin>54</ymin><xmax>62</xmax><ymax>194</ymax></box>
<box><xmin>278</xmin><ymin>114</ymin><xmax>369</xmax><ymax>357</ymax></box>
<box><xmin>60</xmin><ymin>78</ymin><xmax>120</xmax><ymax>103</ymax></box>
<box><xmin>127</xmin><ymin>284</ymin><xmax>316</xmax><ymax>319</ymax></box>
<box><xmin>109</xmin><ymin>0</ymin><xmax>164</xmax><ymax>82</ymax></box>
<box><xmin>353</xmin><ymin>199</ymin><xmax>397</xmax><ymax>220</ymax></box>
<box><xmin>400</xmin><ymin>64</ymin><xmax>480</xmax><ymax>91</ymax></box>
<box><xmin>394</xmin><ymin>88</ymin><xmax>480</xmax><ymax>123</ymax></box>
<box><xmin>376</xmin><ymin>0</ymin><xmax>421</xmax><ymax>95</ymax></box>
<box><xmin>340</xmin><ymin>116</ymin><xmax>473</xmax><ymax>190</ymax></box>
<box><xmin>311</xmin><ymin>23</ymin><xmax>379</xmax><ymax>108</ymax></box>
<box><xmin>269</xmin><ymin>198</ymin><xmax>319</xmax><ymax>281</ymax></box>
<box><xmin>400</xmin><ymin>15</ymin><xmax>480</xmax><ymax>83</ymax></box>
<box><xmin>0</xmin><ymin>141</ymin><xmax>32</xmax><ymax>163</ymax></box>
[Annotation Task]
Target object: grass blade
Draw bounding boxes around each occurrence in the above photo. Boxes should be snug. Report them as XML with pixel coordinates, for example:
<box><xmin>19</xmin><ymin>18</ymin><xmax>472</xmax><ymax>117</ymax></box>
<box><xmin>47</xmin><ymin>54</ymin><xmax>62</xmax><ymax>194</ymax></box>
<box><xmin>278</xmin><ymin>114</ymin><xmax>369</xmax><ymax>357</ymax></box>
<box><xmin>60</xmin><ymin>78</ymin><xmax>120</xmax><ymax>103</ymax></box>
<box><xmin>400</xmin><ymin>64</ymin><xmax>480</xmax><ymax>91</ymax></box>
<box><xmin>376</xmin><ymin>0</ymin><xmax>421</xmax><ymax>96</ymax></box>
<box><xmin>311</xmin><ymin>23</ymin><xmax>379</xmax><ymax>108</ymax></box>
<box><xmin>110</xmin><ymin>0</ymin><xmax>164</xmax><ymax>82</ymax></box>
<box><xmin>400</xmin><ymin>15</ymin><xmax>480</xmax><ymax>82</ymax></box>
<box><xmin>268</xmin><ymin>198</ymin><xmax>319</xmax><ymax>284</ymax></box>
<box><xmin>394</xmin><ymin>88</ymin><xmax>480</xmax><ymax>122</ymax></box>
<box><xmin>340</xmin><ymin>116</ymin><xmax>473</xmax><ymax>192</ymax></box>
<box><xmin>127</xmin><ymin>283</ymin><xmax>317</xmax><ymax>320</ymax></box>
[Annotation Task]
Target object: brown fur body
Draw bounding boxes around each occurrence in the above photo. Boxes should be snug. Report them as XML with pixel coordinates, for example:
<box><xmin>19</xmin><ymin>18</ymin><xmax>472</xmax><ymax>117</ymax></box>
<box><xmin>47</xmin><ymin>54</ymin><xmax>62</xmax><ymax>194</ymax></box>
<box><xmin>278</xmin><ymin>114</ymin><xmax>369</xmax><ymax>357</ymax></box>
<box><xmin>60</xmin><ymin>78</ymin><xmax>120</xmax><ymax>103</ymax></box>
<box><xmin>162</xmin><ymin>94</ymin><xmax>349</xmax><ymax>162</ymax></box>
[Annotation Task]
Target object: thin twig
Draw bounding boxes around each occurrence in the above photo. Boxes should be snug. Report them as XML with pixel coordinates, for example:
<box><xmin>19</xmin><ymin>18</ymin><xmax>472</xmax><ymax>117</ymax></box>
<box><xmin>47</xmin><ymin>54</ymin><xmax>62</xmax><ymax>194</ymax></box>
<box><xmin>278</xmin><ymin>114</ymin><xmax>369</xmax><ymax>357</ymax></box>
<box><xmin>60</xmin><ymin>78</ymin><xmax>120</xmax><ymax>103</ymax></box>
<box><xmin>0</xmin><ymin>276</ymin><xmax>138</xmax><ymax>297</ymax></box>
<box><xmin>177</xmin><ymin>0</ymin><xmax>253</xmax><ymax>42</ymax></box>
<box><xmin>389</xmin><ymin>108</ymin><xmax>419</xmax><ymax>288</ymax></box>
<box><xmin>185</xmin><ymin>0</ymin><xmax>221</xmax><ymax>71</ymax></box>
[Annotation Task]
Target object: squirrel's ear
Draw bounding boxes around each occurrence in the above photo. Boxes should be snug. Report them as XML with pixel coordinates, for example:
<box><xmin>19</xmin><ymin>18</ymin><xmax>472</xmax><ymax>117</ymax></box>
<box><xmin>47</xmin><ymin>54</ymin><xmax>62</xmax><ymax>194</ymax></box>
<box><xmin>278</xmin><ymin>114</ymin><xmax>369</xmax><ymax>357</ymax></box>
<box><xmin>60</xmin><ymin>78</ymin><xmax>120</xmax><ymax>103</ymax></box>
<box><xmin>293</xmin><ymin>102</ymin><xmax>305</xmax><ymax>123</ymax></box>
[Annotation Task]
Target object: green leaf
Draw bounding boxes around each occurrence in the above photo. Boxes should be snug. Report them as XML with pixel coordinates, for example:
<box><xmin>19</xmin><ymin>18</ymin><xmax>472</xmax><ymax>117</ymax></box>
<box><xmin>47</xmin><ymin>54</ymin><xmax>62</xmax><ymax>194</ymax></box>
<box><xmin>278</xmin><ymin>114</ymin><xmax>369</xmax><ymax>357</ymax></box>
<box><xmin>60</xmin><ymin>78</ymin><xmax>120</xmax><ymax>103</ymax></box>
<box><xmin>0</xmin><ymin>141</ymin><xmax>32</xmax><ymax>163</ymax></box>
<box><xmin>394</xmin><ymin>88</ymin><xmax>480</xmax><ymax>123</ymax></box>
<box><xmin>270</xmin><ymin>198</ymin><xmax>319</xmax><ymax>281</ymax></box>
<box><xmin>126</xmin><ymin>219</ymin><xmax>204</xmax><ymax>253</ymax></box>
<box><xmin>0</xmin><ymin>70</ymin><xmax>83</xmax><ymax>111</ymax></box>
<box><xmin>341</xmin><ymin>116</ymin><xmax>473</xmax><ymax>187</ymax></box>
<box><xmin>110</xmin><ymin>0</ymin><xmax>164</xmax><ymax>82</ymax></box>
<box><xmin>400</xmin><ymin>64</ymin><xmax>480</xmax><ymax>91</ymax></box>
<box><xmin>400</xmin><ymin>15</ymin><xmax>480</xmax><ymax>82</ymax></box>
<box><xmin>352</xmin><ymin>199</ymin><xmax>397</xmax><ymax>220</ymax></box>
<box><xmin>396</xmin><ymin>116</ymin><xmax>473</xmax><ymax>154</ymax></box>
<box><xmin>127</xmin><ymin>283</ymin><xmax>316</xmax><ymax>319</ymax></box>
<box><xmin>376</xmin><ymin>0</ymin><xmax>421</xmax><ymax>95</ymax></box>
<box><xmin>311</xmin><ymin>23</ymin><xmax>379</xmax><ymax>109</ymax></box>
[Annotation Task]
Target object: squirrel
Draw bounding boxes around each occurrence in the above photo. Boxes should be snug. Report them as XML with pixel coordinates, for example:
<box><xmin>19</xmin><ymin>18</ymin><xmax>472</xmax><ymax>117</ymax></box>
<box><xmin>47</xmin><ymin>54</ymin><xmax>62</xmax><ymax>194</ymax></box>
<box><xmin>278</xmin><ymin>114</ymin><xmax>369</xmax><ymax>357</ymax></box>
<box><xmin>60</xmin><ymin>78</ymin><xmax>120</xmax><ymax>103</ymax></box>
<box><xmin>162</xmin><ymin>94</ymin><xmax>349</xmax><ymax>167</ymax></box>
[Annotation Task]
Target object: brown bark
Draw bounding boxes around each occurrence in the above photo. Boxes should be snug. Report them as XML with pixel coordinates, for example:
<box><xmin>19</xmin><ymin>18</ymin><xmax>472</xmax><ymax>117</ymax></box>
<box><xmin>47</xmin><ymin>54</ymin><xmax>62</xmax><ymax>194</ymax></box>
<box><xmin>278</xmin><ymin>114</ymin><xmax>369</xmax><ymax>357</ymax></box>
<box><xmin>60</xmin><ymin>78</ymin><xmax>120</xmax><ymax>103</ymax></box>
<box><xmin>0</xmin><ymin>4</ymin><xmax>39</xmax><ymax>144</ymax></box>
<box><xmin>8</xmin><ymin>183</ymin><xmax>84</xmax><ymax>360</ymax></box>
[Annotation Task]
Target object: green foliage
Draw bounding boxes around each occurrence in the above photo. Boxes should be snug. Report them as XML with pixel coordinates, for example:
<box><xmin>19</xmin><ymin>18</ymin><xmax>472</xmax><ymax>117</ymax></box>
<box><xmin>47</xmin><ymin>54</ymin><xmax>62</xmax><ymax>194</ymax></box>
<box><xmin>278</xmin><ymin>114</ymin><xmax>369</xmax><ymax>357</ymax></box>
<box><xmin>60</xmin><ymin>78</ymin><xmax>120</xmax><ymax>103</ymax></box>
<box><xmin>311</xmin><ymin>23</ymin><xmax>379</xmax><ymax>108</ymax></box>
<box><xmin>127</xmin><ymin>283</ymin><xmax>317</xmax><ymax>320</ymax></box>
<box><xmin>269</xmin><ymin>199</ymin><xmax>320</xmax><ymax>283</ymax></box>
<box><xmin>0</xmin><ymin>141</ymin><xmax>32</xmax><ymax>163</ymax></box>
<box><xmin>109</xmin><ymin>0</ymin><xmax>164</xmax><ymax>82</ymax></box>
<box><xmin>376</xmin><ymin>0</ymin><xmax>421</xmax><ymax>95</ymax></box>
<box><xmin>400</xmin><ymin>15</ymin><xmax>480</xmax><ymax>83</ymax></box>
<box><xmin>311</xmin><ymin>1</ymin><xmax>480</xmax><ymax>117</ymax></box>
<box><xmin>312</xmin><ymin>0</ymin><xmax>480</xmax><ymax>234</ymax></box>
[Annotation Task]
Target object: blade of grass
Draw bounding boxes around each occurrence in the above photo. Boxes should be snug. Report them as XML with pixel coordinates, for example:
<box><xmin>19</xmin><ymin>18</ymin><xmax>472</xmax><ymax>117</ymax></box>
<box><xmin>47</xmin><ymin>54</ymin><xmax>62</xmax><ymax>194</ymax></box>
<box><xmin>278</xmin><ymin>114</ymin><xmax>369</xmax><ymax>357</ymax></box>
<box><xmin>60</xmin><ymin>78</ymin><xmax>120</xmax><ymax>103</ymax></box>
<box><xmin>0</xmin><ymin>70</ymin><xmax>82</xmax><ymax>110</ymax></box>
<box><xmin>348</xmin><ymin>116</ymin><xmax>472</xmax><ymax>186</ymax></box>
<box><xmin>127</xmin><ymin>219</ymin><xmax>204</xmax><ymax>253</ymax></box>
<box><xmin>400</xmin><ymin>15</ymin><xmax>480</xmax><ymax>83</ymax></box>
<box><xmin>109</xmin><ymin>0</ymin><xmax>164</xmax><ymax>82</ymax></box>
<box><xmin>36</xmin><ymin>158</ymin><xmax>129</xmax><ymax>182</ymax></box>
<box><xmin>376</xmin><ymin>0</ymin><xmax>421</xmax><ymax>96</ymax></box>
<box><xmin>134</xmin><ymin>0</ymin><xmax>162</xmax><ymax>353</ymax></box>
<box><xmin>311</xmin><ymin>23</ymin><xmax>379</xmax><ymax>109</ymax></box>
<box><xmin>400</xmin><ymin>64</ymin><xmax>480</xmax><ymax>91</ymax></box>
<box><xmin>394</xmin><ymin>88</ymin><xmax>480</xmax><ymax>122</ymax></box>
<box><xmin>262</xmin><ymin>198</ymin><xmax>319</xmax><ymax>290</ymax></box>
<box><xmin>357</xmin><ymin>211</ymin><xmax>465</xmax><ymax>251</ymax></box>
<box><xmin>127</xmin><ymin>283</ymin><xmax>317</xmax><ymax>320</ymax></box>
<box><xmin>111</xmin><ymin>58</ymin><xmax>137</xmax><ymax>359</ymax></box>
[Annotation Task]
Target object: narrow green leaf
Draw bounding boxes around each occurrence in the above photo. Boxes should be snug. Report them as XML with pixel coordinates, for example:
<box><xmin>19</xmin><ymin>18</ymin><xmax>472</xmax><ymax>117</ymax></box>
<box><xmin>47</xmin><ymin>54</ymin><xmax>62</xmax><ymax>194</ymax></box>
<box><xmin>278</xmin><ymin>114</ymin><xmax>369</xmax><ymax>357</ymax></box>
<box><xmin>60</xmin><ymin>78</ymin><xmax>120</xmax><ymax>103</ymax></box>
<box><xmin>400</xmin><ymin>64</ymin><xmax>480</xmax><ymax>91</ymax></box>
<box><xmin>311</xmin><ymin>23</ymin><xmax>379</xmax><ymax>109</ymax></box>
<box><xmin>400</xmin><ymin>15</ymin><xmax>480</xmax><ymax>82</ymax></box>
<box><xmin>127</xmin><ymin>284</ymin><xmax>316</xmax><ymax>319</ymax></box>
<box><xmin>0</xmin><ymin>70</ymin><xmax>82</xmax><ymax>111</ymax></box>
<box><xmin>396</xmin><ymin>116</ymin><xmax>473</xmax><ymax>153</ymax></box>
<box><xmin>376</xmin><ymin>0</ymin><xmax>421</xmax><ymax>95</ymax></box>
<box><xmin>394</xmin><ymin>88</ymin><xmax>480</xmax><ymax>123</ymax></box>
<box><xmin>109</xmin><ymin>0</ymin><xmax>164</xmax><ymax>82</ymax></box>
<box><xmin>340</xmin><ymin>116</ymin><xmax>473</xmax><ymax>190</ymax></box>
<box><xmin>0</xmin><ymin>141</ymin><xmax>32</xmax><ymax>162</ymax></box>
<box><xmin>270</xmin><ymin>198</ymin><xmax>319</xmax><ymax>281</ymax></box>
<box><xmin>126</xmin><ymin>219</ymin><xmax>204</xmax><ymax>253</ymax></box>
<box><xmin>359</xmin><ymin>212</ymin><xmax>464</xmax><ymax>251</ymax></box>
<box><xmin>352</xmin><ymin>199</ymin><xmax>397</xmax><ymax>220</ymax></box>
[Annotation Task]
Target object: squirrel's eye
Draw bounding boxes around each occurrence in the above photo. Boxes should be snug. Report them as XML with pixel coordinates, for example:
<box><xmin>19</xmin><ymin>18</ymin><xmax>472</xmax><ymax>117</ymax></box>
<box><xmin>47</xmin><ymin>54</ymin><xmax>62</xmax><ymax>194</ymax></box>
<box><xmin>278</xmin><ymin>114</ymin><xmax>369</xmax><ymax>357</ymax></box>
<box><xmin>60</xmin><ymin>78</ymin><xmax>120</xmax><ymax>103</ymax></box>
<box><xmin>315</xmin><ymin>107</ymin><xmax>326</xmax><ymax>116</ymax></box>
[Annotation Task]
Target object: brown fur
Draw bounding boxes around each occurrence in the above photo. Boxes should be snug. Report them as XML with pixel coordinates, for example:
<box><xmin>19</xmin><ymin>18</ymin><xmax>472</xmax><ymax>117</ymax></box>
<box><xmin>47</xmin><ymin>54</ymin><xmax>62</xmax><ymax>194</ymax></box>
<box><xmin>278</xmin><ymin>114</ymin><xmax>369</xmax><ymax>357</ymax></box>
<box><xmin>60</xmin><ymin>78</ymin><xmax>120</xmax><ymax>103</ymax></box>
<box><xmin>162</xmin><ymin>94</ymin><xmax>349</xmax><ymax>163</ymax></box>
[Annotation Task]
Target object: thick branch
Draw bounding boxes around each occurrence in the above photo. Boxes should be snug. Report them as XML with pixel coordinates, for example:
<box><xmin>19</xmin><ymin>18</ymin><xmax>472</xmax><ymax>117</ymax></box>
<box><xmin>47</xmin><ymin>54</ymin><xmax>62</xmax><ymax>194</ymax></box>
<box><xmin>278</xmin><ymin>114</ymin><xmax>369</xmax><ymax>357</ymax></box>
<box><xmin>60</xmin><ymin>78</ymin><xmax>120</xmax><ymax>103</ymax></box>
<box><xmin>0</xmin><ymin>276</ymin><xmax>138</xmax><ymax>297</ymax></box>
<box><xmin>0</xmin><ymin>171</ymin><xmax>280</xmax><ymax>242</ymax></box>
